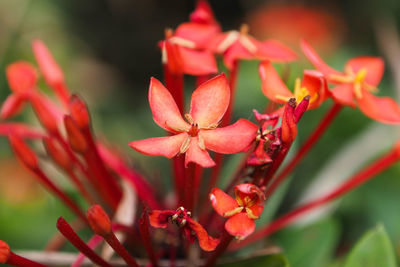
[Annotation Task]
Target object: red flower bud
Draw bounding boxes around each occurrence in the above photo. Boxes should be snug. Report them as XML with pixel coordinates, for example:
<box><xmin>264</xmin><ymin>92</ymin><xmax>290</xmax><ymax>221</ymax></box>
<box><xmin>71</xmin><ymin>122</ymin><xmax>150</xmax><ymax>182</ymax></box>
<box><xmin>9</xmin><ymin>134</ymin><xmax>39</xmax><ymax>171</ymax></box>
<box><xmin>281</xmin><ymin>98</ymin><xmax>297</xmax><ymax>144</ymax></box>
<box><xmin>64</xmin><ymin>115</ymin><xmax>88</xmax><ymax>153</ymax></box>
<box><xmin>0</xmin><ymin>240</ymin><xmax>10</xmax><ymax>264</ymax></box>
<box><xmin>87</xmin><ymin>204</ymin><xmax>112</xmax><ymax>237</ymax></box>
<box><xmin>294</xmin><ymin>95</ymin><xmax>310</xmax><ymax>123</ymax></box>
<box><xmin>0</xmin><ymin>94</ymin><xmax>26</xmax><ymax>120</ymax></box>
<box><xmin>6</xmin><ymin>61</ymin><xmax>38</xmax><ymax>94</ymax></box>
<box><xmin>31</xmin><ymin>95</ymin><xmax>59</xmax><ymax>133</ymax></box>
<box><xmin>43</xmin><ymin>137</ymin><xmax>72</xmax><ymax>170</ymax></box>
<box><xmin>69</xmin><ymin>95</ymin><xmax>90</xmax><ymax>129</ymax></box>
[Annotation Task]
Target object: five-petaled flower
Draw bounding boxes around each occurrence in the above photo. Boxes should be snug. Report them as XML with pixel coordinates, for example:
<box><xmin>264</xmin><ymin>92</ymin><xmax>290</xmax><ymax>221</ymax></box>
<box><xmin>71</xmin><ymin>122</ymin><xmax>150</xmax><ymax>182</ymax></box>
<box><xmin>301</xmin><ymin>39</ymin><xmax>400</xmax><ymax>124</ymax></box>
<box><xmin>129</xmin><ymin>74</ymin><xmax>258</xmax><ymax>168</ymax></box>
<box><xmin>149</xmin><ymin>207</ymin><xmax>220</xmax><ymax>251</ymax></box>
<box><xmin>210</xmin><ymin>183</ymin><xmax>266</xmax><ymax>240</ymax></box>
<box><xmin>259</xmin><ymin>60</ymin><xmax>329</xmax><ymax>109</ymax></box>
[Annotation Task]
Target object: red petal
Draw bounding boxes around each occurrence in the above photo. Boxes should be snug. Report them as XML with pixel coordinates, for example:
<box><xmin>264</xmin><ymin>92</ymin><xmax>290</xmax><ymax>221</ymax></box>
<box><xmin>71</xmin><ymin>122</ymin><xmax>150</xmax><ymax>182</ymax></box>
<box><xmin>345</xmin><ymin>57</ymin><xmax>384</xmax><ymax>87</ymax></box>
<box><xmin>247</xmin><ymin>204</ymin><xmax>265</xmax><ymax>219</ymax></box>
<box><xmin>257</xmin><ymin>39</ymin><xmax>297</xmax><ymax>62</ymax></box>
<box><xmin>235</xmin><ymin>183</ymin><xmax>266</xmax><ymax>203</ymax></box>
<box><xmin>300</xmin><ymin>39</ymin><xmax>342</xmax><ymax>77</ymax></box>
<box><xmin>201</xmin><ymin>119</ymin><xmax>258</xmax><ymax>154</ymax></box>
<box><xmin>190</xmin><ymin>0</ymin><xmax>218</xmax><ymax>24</ymax></box>
<box><xmin>209</xmin><ymin>188</ymin><xmax>239</xmax><ymax>217</ymax></box>
<box><xmin>129</xmin><ymin>133</ymin><xmax>187</xmax><ymax>159</ymax></box>
<box><xmin>301</xmin><ymin>70</ymin><xmax>329</xmax><ymax>109</ymax></box>
<box><xmin>179</xmin><ymin>47</ymin><xmax>218</xmax><ymax>76</ymax></box>
<box><xmin>223</xmin><ymin>40</ymin><xmax>254</xmax><ymax>69</ymax></box>
<box><xmin>148</xmin><ymin>210</ymin><xmax>175</xmax><ymax>228</ymax></box>
<box><xmin>0</xmin><ymin>123</ymin><xmax>45</xmax><ymax>139</ymax></box>
<box><xmin>259</xmin><ymin>60</ymin><xmax>293</xmax><ymax>103</ymax></box>
<box><xmin>185</xmin><ymin>136</ymin><xmax>215</xmax><ymax>168</ymax></box>
<box><xmin>357</xmin><ymin>90</ymin><xmax>400</xmax><ymax>124</ymax></box>
<box><xmin>0</xmin><ymin>94</ymin><xmax>26</xmax><ymax>119</ymax></box>
<box><xmin>189</xmin><ymin>74</ymin><xmax>230</xmax><ymax>127</ymax></box>
<box><xmin>187</xmin><ymin>218</ymin><xmax>220</xmax><ymax>251</ymax></box>
<box><xmin>149</xmin><ymin>77</ymin><xmax>189</xmax><ymax>132</ymax></box>
<box><xmin>175</xmin><ymin>22</ymin><xmax>220</xmax><ymax>49</ymax></box>
<box><xmin>6</xmin><ymin>61</ymin><xmax>38</xmax><ymax>94</ymax></box>
<box><xmin>331</xmin><ymin>83</ymin><xmax>356</xmax><ymax>107</ymax></box>
<box><xmin>225</xmin><ymin>213</ymin><xmax>255</xmax><ymax>240</ymax></box>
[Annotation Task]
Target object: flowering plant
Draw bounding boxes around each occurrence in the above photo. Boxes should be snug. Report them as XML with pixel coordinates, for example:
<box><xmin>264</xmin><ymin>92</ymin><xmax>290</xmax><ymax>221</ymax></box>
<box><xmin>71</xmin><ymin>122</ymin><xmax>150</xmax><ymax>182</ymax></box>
<box><xmin>1</xmin><ymin>1</ymin><xmax>400</xmax><ymax>267</ymax></box>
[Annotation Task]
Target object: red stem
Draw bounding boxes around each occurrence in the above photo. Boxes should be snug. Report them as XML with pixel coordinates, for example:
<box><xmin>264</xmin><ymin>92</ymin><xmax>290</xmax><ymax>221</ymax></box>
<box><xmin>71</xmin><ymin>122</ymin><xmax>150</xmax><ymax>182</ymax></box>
<box><xmin>105</xmin><ymin>233</ymin><xmax>140</xmax><ymax>267</ymax></box>
<box><xmin>184</xmin><ymin>163</ymin><xmax>196</xmax><ymax>211</ymax></box>
<box><xmin>265</xmin><ymin>103</ymin><xmax>342</xmax><ymax>197</ymax></box>
<box><xmin>66</xmin><ymin>169</ymin><xmax>95</xmax><ymax>205</ymax></box>
<box><xmin>6</xmin><ymin>252</ymin><xmax>48</xmax><ymax>267</ymax></box>
<box><xmin>233</xmin><ymin>149</ymin><xmax>399</xmax><ymax>250</ymax></box>
<box><xmin>34</xmin><ymin>168</ymin><xmax>87</xmax><ymax>222</ymax></box>
<box><xmin>56</xmin><ymin>217</ymin><xmax>112</xmax><ymax>267</ymax></box>
<box><xmin>204</xmin><ymin>231</ymin><xmax>233</xmax><ymax>267</ymax></box>
<box><xmin>139</xmin><ymin>209</ymin><xmax>159</xmax><ymax>267</ymax></box>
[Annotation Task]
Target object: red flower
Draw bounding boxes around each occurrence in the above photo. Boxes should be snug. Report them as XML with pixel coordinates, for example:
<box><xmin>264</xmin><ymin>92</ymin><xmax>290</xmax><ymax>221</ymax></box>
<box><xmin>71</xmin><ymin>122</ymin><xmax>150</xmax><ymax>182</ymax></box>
<box><xmin>149</xmin><ymin>207</ymin><xmax>220</xmax><ymax>251</ymax></box>
<box><xmin>259</xmin><ymin>60</ymin><xmax>329</xmax><ymax>109</ymax></box>
<box><xmin>210</xmin><ymin>184</ymin><xmax>266</xmax><ymax>240</ymax></box>
<box><xmin>209</xmin><ymin>24</ymin><xmax>297</xmax><ymax>69</ymax></box>
<box><xmin>129</xmin><ymin>74</ymin><xmax>258</xmax><ymax>168</ymax></box>
<box><xmin>301</xmin><ymin>39</ymin><xmax>400</xmax><ymax>124</ymax></box>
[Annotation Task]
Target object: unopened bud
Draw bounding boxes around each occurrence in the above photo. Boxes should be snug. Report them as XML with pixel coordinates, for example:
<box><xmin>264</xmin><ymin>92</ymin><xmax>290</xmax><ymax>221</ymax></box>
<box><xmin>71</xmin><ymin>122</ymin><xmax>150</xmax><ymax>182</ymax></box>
<box><xmin>6</xmin><ymin>61</ymin><xmax>38</xmax><ymax>94</ymax></box>
<box><xmin>294</xmin><ymin>95</ymin><xmax>310</xmax><ymax>123</ymax></box>
<box><xmin>87</xmin><ymin>204</ymin><xmax>112</xmax><ymax>237</ymax></box>
<box><xmin>64</xmin><ymin>115</ymin><xmax>88</xmax><ymax>153</ymax></box>
<box><xmin>0</xmin><ymin>240</ymin><xmax>10</xmax><ymax>264</ymax></box>
<box><xmin>9</xmin><ymin>134</ymin><xmax>39</xmax><ymax>171</ymax></box>
<box><xmin>43</xmin><ymin>137</ymin><xmax>72</xmax><ymax>170</ymax></box>
<box><xmin>31</xmin><ymin>95</ymin><xmax>59</xmax><ymax>133</ymax></box>
<box><xmin>281</xmin><ymin>98</ymin><xmax>297</xmax><ymax>144</ymax></box>
<box><xmin>69</xmin><ymin>95</ymin><xmax>90</xmax><ymax>129</ymax></box>
<box><xmin>0</xmin><ymin>94</ymin><xmax>25</xmax><ymax>120</ymax></box>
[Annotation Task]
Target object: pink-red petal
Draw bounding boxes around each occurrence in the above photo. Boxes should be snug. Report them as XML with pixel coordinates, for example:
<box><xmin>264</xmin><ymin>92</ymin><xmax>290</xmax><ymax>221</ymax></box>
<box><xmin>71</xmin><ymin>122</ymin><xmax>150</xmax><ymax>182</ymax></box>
<box><xmin>301</xmin><ymin>70</ymin><xmax>330</xmax><ymax>109</ymax></box>
<box><xmin>129</xmin><ymin>133</ymin><xmax>188</xmax><ymax>159</ymax></box>
<box><xmin>185</xmin><ymin>136</ymin><xmax>215</xmax><ymax>168</ymax></box>
<box><xmin>330</xmin><ymin>83</ymin><xmax>356</xmax><ymax>107</ymax></box>
<box><xmin>357</xmin><ymin>90</ymin><xmax>400</xmax><ymax>124</ymax></box>
<box><xmin>0</xmin><ymin>123</ymin><xmax>45</xmax><ymax>139</ymax></box>
<box><xmin>149</xmin><ymin>77</ymin><xmax>189</xmax><ymax>132</ymax></box>
<box><xmin>187</xmin><ymin>218</ymin><xmax>220</xmax><ymax>251</ymax></box>
<box><xmin>0</xmin><ymin>94</ymin><xmax>26</xmax><ymax>120</ymax></box>
<box><xmin>179</xmin><ymin>47</ymin><xmax>218</xmax><ymax>76</ymax></box>
<box><xmin>175</xmin><ymin>22</ymin><xmax>220</xmax><ymax>49</ymax></box>
<box><xmin>259</xmin><ymin>60</ymin><xmax>293</xmax><ymax>103</ymax></box>
<box><xmin>345</xmin><ymin>57</ymin><xmax>384</xmax><ymax>87</ymax></box>
<box><xmin>189</xmin><ymin>73</ymin><xmax>230</xmax><ymax>128</ymax></box>
<box><xmin>148</xmin><ymin>210</ymin><xmax>175</xmax><ymax>228</ymax></box>
<box><xmin>209</xmin><ymin>188</ymin><xmax>239</xmax><ymax>217</ymax></box>
<box><xmin>235</xmin><ymin>183</ymin><xmax>266</xmax><ymax>203</ymax></box>
<box><xmin>201</xmin><ymin>119</ymin><xmax>258</xmax><ymax>154</ymax></box>
<box><xmin>225</xmin><ymin>212</ymin><xmax>255</xmax><ymax>240</ymax></box>
<box><xmin>257</xmin><ymin>39</ymin><xmax>297</xmax><ymax>62</ymax></box>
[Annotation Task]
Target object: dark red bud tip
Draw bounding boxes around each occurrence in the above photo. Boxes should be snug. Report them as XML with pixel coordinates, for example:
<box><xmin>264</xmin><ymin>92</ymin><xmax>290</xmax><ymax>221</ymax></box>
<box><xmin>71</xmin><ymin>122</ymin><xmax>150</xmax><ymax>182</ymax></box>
<box><xmin>294</xmin><ymin>95</ymin><xmax>310</xmax><ymax>123</ymax></box>
<box><xmin>281</xmin><ymin>98</ymin><xmax>297</xmax><ymax>144</ymax></box>
<box><xmin>9</xmin><ymin>134</ymin><xmax>39</xmax><ymax>171</ymax></box>
<box><xmin>64</xmin><ymin>115</ymin><xmax>88</xmax><ymax>153</ymax></box>
<box><xmin>0</xmin><ymin>240</ymin><xmax>10</xmax><ymax>264</ymax></box>
<box><xmin>87</xmin><ymin>204</ymin><xmax>112</xmax><ymax>237</ymax></box>
<box><xmin>69</xmin><ymin>95</ymin><xmax>90</xmax><ymax>129</ymax></box>
<box><xmin>43</xmin><ymin>137</ymin><xmax>72</xmax><ymax>170</ymax></box>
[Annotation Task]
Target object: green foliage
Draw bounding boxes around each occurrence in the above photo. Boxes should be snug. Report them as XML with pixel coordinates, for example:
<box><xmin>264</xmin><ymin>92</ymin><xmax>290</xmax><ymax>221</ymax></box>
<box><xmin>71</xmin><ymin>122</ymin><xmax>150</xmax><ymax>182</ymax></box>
<box><xmin>218</xmin><ymin>253</ymin><xmax>290</xmax><ymax>267</ymax></box>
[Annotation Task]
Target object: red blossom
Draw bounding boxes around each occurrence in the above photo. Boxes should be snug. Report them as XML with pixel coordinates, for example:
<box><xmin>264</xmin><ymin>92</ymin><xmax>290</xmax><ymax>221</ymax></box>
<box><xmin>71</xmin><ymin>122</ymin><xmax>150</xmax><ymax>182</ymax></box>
<box><xmin>301</xmin><ymin>39</ymin><xmax>400</xmax><ymax>124</ymax></box>
<box><xmin>129</xmin><ymin>74</ymin><xmax>258</xmax><ymax>168</ymax></box>
<box><xmin>149</xmin><ymin>207</ymin><xmax>220</xmax><ymax>251</ymax></box>
<box><xmin>259</xmin><ymin>60</ymin><xmax>329</xmax><ymax>109</ymax></box>
<box><xmin>210</xmin><ymin>184</ymin><xmax>266</xmax><ymax>240</ymax></box>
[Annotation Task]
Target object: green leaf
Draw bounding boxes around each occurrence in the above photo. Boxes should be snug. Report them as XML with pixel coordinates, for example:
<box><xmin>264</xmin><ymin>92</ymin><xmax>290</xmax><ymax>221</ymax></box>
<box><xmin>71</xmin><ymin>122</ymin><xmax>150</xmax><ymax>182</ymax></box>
<box><xmin>344</xmin><ymin>224</ymin><xmax>397</xmax><ymax>267</ymax></box>
<box><xmin>273</xmin><ymin>218</ymin><xmax>340</xmax><ymax>267</ymax></box>
<box><xmin>218</xmin><ymin>253</ymin><xmax>290</xmax><ymax>267</ymax></box>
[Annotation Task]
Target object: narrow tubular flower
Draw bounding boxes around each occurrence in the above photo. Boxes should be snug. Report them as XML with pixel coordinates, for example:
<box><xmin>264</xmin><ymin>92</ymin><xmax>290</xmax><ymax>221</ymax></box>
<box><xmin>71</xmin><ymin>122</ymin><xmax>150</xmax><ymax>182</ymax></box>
<box><xmin>0</xmin><ymin>240</ymin><xmax>48</xmax><ymax>267</ymax></box>
<box><xmin>301</xmin><ymin>39</ymin><xmax>400</xmax><ymax>124</ymax></box>
<box><xmin>129</xmin><ymin>74</ymin><xmax>258</xmax><ymax>168</ymax></box>
<box><xmin>210</xmin><ymin>184</ymin><xmax>266</xmax><ymax>240</ymax></box>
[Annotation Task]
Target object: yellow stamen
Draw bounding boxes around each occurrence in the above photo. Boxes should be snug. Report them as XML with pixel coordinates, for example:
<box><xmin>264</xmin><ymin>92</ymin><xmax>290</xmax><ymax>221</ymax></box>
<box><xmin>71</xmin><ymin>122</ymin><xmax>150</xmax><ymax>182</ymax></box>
<box><xmin>223</xmin><ymin>207</ymin><xmax>243</xmax><ymax>217</ymax></box>
<box><xmin>354</xmin><ymin>68</ymin><xmax>367</xmax><ymax>83</ymax></box>
<box><xmin>217</xmin><ymin>31</ymin><xmax>239</xmax><ymax>53</ymax></box>
<box><xmin>169</xmin><ymin>36</ymin><xmax>196</xmax><ymax>49</ymax></box>
<box><xmin>198</xmin><ymin>133</ymin><xmax>205</xmax><ymax>150</ymax></box>
<box><xmin>245</xmin><ymin>207</ymin><xmax>259</xmax><ymax>219</ymax></box>
<box><xmin>179</xmin><ymin>136</ymin><xmax>191</xmax><ymax>154</ymax></box>
<box><xmin>275</xmin><ymin>95</ymin><xmax>291</xmax><ymax>102</ymax></box>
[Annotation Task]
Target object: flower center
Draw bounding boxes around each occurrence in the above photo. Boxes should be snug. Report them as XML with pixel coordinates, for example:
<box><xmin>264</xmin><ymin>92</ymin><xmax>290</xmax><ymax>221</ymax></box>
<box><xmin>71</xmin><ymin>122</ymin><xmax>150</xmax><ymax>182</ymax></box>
<box><xmin>170</xmin><ymin>206</ymin><xmax>192</xmax><ymax>227</ymax></box>
<box><xmin>275</xmin><ymin>78</ymin><xmax>316</xmax><ymax>105</ymax></box>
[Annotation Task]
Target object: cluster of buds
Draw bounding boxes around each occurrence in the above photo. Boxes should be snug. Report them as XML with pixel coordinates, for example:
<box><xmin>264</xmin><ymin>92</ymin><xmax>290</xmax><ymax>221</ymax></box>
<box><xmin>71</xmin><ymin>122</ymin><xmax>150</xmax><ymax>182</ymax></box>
<box><xmin>1</xmin><ymin>1</ymin><xmax>400</xmax><ymax>266</ymax></box>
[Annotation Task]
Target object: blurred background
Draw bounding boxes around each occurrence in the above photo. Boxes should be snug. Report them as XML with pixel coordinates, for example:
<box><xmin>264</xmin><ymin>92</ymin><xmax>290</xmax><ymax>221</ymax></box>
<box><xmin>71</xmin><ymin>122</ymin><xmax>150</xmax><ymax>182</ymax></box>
<box><xmin>1</xmin><ymin>0</ymin><xmax>400</xmax><ymax>266</ymax></box>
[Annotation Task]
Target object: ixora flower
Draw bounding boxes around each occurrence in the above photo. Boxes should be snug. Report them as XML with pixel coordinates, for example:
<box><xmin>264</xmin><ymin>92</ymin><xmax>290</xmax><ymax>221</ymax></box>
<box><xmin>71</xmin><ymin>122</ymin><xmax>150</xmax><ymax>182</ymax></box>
<box><xmin>210</xmin><ymin>184</ymin><xmax>266</xmax><ymax>240</ymax></box>
<box><xmin>149</xmin><ymin>207</ymin><xmax>220</xmax><ymax>251</ymax></box>
<box><xmin>259</xmin><ymin>60</ymin><xmax>329</xmax><ymax>109</ymax></box>
<box><xmin>301</xmin><ymin>39</ymin><xmax>400</xmax><ymax>124</ymax></box>
<box><xmin>129</xmin><ymin>74</ymin><xmax>258</xmax><ymax>168</ymax></box>
<box><xmin>209</xmin><ymin>24</ymin><xmax>297</xmax><ymax>69</ymax></box>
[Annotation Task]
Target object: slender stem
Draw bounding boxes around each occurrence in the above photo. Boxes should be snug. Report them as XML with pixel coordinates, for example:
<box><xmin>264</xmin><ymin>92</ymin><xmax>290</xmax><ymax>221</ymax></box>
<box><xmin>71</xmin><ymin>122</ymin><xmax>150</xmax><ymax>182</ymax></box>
<box><xmin>56</xmin><ymin>217</ymin><xmax>112</xmax><ymax>267</ymax></box>
<box><xmin>265</xmin><ymin>103</ymin><xmax>342</xmax><ymax>197</ymax></box>
<box><xmin>104</xmin><ymin>233</ymin><xmax>140</xmax><ymax>267</ymax></box>
<box><xmin>6</xmin><ymin>252</ymin><xmax>49</xmax><ymax>267</ymax></box>
<box><xmin>139</xmin><ymin>209</ymin><xmax>159</xmax><ymax>267</ymax></box>
<box><xmin>204</xmin><ymin>231</ymin><xmax>233</xmax><ymax>267</ymax></box>
<box><xmin>232</xmin><ymin>149</ymin><xmax>399</xmax><ymax>250</ymax></box>
<box><xmin>66</xmin><ymin>168</ymin><xmax>95</xmax><ymax>205</ymax></box>
<box><xmin>174</xmin><ymin>155</ymin><xmax>186</xmax><ymax>206</ymax></box>
<box><xmin>260</xmin><ymin>144</ymin><xmax>291</xmax><ymax>188</ymax></box>
<box><xmin>184</xmin><ymin>163</ymin><xmax>196</xmax><ymax>211</ymax></box>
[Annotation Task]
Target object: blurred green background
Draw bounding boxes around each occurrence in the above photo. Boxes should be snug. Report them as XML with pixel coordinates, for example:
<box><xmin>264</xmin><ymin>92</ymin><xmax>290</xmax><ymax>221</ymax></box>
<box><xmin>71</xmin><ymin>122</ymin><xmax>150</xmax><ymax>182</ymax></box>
<box><xmin>0</xmin><ymin>0</ymin><xmax>400</xmax><ymax>266</ymax></box>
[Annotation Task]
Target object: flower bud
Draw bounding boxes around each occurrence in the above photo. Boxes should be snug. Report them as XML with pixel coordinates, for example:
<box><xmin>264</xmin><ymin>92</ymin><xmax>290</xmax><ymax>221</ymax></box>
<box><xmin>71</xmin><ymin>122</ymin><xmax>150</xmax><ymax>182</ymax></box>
<box><xmin>6</xmin><ymin>61</ymin><xmax>38</xmax><ymax>94</ymax></box>
<box><xmin>69</xmin><ymin>95</ymin><xmax>90</xmax><ymax>129</ymax></box>
<box><xmin>0</xmin><ymin>240</ymin><xmax>10</xmax><ymax>264</ymax></box>
<box><xmin>64</xmin><ymin>115</ymin><xmax>88</xmax><ymax>153</ymax></box>
<box><xmin>87</xmin><ymin>204</ymin><xmax>112</xmax><ymax>237</ymax></box>
<box><xmin>0</xmin><ymin>94</ymin><xmax>25</xmax><ymax>120</ymax></box>
<box><xmin>281</xmin><ymin>98</ymin><xmax>297</xmax><ymax>144</ymax></box>
<box><xmin>9</xmin><ymin>134</ymin><xmax>39</xmax><ymax>171</ymax></box>
<box><xmin>31</xmin><ymin>95</ymin><xmax>59</xmax><ymax>134</ymax></box>
<box><xmin>43</xmin><ymin>137</ymin><xmax>72</xmax><ymax>170</ymax></box>
<box><xmin>294</xmin><ymin>95</ymin><xmax>310</xmax><ymax>123</ymax></box>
